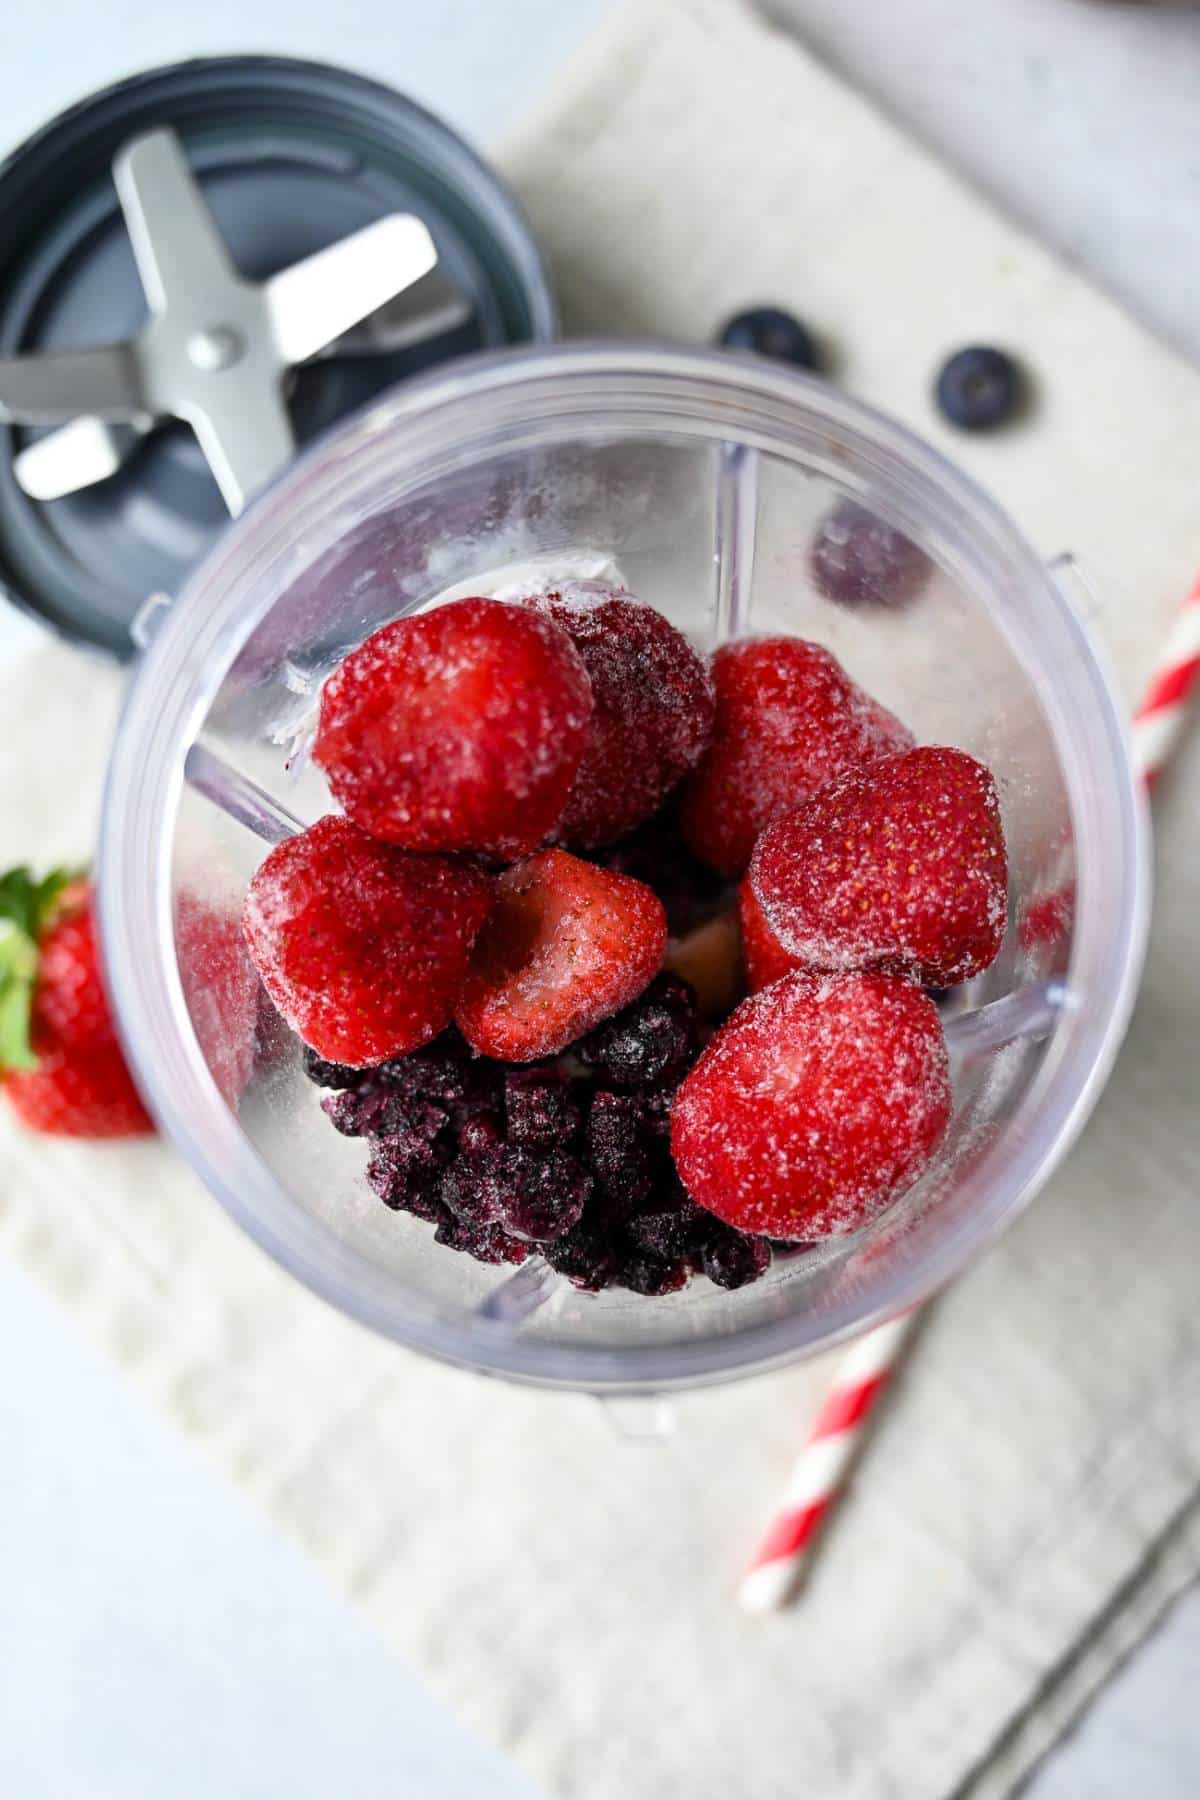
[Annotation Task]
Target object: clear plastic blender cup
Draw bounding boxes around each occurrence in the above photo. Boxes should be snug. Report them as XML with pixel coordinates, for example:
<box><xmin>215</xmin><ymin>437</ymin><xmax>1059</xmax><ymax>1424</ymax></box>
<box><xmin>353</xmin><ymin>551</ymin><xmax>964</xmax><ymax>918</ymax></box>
<box><xmin>98</xmin><ymin>342</ymin><xmax>1148</xmax><ymax>1392</ymax></box>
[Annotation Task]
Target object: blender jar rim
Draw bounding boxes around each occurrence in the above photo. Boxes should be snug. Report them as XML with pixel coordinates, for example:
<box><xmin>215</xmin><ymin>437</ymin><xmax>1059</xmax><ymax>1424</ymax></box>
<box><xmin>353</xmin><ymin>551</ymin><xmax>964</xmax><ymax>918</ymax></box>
<box><xmin>97</xmin><ymin>339</ymin><xmax>1150</xmax><ymax>1392</ymax></box>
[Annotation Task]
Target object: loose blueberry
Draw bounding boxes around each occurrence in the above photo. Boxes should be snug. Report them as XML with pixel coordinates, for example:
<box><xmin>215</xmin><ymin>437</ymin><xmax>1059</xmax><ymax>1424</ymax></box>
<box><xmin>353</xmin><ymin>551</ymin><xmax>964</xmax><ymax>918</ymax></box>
<box><xmin>579</xmin><ymin>974</ymin><xmax>697</xmax><ymax>1089</ymax></box>
<box><xmin>809</xmin><ymin>499</ymin><xmax>931</xmax><ymax>609</ymax></box>
<box><xmin>719</xmin><ymin>307</ymin><xmax>820</xmax><ymax>372</ymax></box>
<box><xmin>935</xmin><ymin>345</ymin><xmax>1023</xmax><ymax>431</ymax></box>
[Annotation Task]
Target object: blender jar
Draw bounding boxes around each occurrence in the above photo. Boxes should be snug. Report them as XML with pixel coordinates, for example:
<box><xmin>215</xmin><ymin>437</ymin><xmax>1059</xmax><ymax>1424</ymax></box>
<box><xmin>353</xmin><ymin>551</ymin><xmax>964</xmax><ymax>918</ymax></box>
<box><xmin>98</xmin><ymin>342</ymin><xmax>1148</xmax><ymax>1391</ymax></box>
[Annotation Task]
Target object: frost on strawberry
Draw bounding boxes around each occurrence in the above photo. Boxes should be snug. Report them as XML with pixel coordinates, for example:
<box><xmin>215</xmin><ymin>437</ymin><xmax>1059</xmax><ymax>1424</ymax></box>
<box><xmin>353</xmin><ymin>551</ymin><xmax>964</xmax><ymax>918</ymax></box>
<box><xmin>679</xmin><ymin>636</ymin><xmax>913</xmax><ymax>875</ymax></box>
<box><xmin>750</xmin><ymin>745</ymin><xmax>1008</xmax><ymax>988</ymax></box>
<box><xmin>670</xmin><ymin>970</ymin><xmax>951</xmax><ymax>1241</ymax></box>
<box><xmin>522</xmin><ymin>587</ymin><xmax>715</xmax><ymax>847</ymax></box>
<box><xmin>455</xmin><ymin>848</ymin><xmax>667</xmax><ymax>1061</ymax></box>
<box><xmin>243</xmin><ymin>815</ymin><xmax>494</xmax><ymax>1067</ymax></box>
<box><xmin>314</xmin><ymin>597</ymin><xmax>594</xmax><ymax>856</ymax></box>
<box><xmin>737</xmin><ymin>876</ymin><xmax>807</xmax><ymax>993</ymax></box>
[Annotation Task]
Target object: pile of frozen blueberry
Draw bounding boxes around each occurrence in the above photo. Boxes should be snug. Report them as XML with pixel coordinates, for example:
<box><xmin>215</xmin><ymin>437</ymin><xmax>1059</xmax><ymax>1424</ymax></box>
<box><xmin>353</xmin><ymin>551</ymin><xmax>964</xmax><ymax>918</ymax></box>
<box><xmin>304</xmin><ymin>973</ymin><xmax>772</xmax><ymax>1295</ymax></box>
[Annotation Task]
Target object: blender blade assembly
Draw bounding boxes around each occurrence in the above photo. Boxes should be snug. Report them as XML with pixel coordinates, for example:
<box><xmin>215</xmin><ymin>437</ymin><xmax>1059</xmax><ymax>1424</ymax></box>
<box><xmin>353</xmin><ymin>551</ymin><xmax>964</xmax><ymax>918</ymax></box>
<box><xmin>0</xmin><ymin>128</ymin><xmax>439</xmax><ymax>514</ymax></box>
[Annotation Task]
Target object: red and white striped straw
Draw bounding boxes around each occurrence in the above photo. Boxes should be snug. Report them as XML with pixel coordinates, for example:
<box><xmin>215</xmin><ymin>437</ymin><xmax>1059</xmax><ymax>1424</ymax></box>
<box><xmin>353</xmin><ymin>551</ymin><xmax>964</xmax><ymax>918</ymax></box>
<box><xmin>738</xmin><ymin>1311</ymin><xmax>917</xmax><ymax>1613</ymax></box>
<box><xmin>1132</xmin><ymin>574</ymin><xmax>1200</xmax><ymax>784</ymax></box>
<box><xmin>738</xmin><ymin>575</ymin><xmax>1200</xmax><ymax>1614</ymax></box>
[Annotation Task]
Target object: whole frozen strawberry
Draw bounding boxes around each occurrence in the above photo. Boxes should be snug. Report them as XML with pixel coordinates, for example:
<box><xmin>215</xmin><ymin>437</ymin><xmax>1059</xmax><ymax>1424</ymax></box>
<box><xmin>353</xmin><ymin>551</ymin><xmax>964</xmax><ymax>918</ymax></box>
<box><xmin>670</xmin><ymin>970</ymin><xmax>951</xmax><ymax>1240</ymax></box>
<box><xmin>0</xmin><ymin>869</ymin><xmax>153</xmax><ymax>1138</ymax></box>
<box><xmin>678</xmin><ymin>636</ymin><xmax>913</xmax><ymax>875</ymax></box>
<box><xmin>523</xmin><ymin>587</ymin><xmax>714</xmax><ymax>847</ymax></box>
<box><xmin>456</xmin><ymin>848</ymin><xmax>667</xmax><ymax>1061</ymax></box>
<box><xmin>751</xmin><ymin>746</ymin><xmax>1007</xmax><ymax>988</ymax></box>
<box><xmin>243</xmin><ymin>815</ymin><xmax>493</xmax><ymax>1067</ymax></box>
<box><xmin>737</xmin><ymin>876</ymin><xmax>806</xmax><ymax>993</ymax></box>
<box><xmin>314</xmin><ymin>598</ymin><xmax>593</xmax><ymax>857</ymax></box>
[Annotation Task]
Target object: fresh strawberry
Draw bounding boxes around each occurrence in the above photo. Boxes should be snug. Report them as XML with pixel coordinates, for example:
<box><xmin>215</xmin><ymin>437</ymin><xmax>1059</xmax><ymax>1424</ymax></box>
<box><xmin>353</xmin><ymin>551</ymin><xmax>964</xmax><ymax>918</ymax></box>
<box><xmin>522</xmin><ymin>587</ymin><xmax>714</xmax><ymax>846</ymax></box>
<box><xmin>243</xmin><ymin>815</ymin><xmax>493</xmax><ymax>1067</ymax></box>
<box><xmin>314</xmin><ymin>598</ymin><xmax>593</xmax><ymax>856</ymax></box>
<box><xmin>750</xmin><ymin>746</ymin><xmax>1007</xmax><ymax>988</ymax></box>
<box><xmin>678</xmin><ymin>636</ymin><xmax>913</xmax><ymax>875</ymax></box>
<box><xmin>0</xmin><ymin>870</ymin><xmax>153</xmax><ymax>1138</ymax></box>
<box><xmin>175</xmin><ymin>895</ymin><xmax>262</xmax><ymax>1106</ymax></box>
<box><xmin>670</xmin><ymin>970</ymin><xmax>951</xmax><ymax>1240</ymax></box>
<box><xmin>736</xmin><ymin>876</ymin><xmax>806</xmax><ymax>993</ymax></box>
<box><xmin>455</xmin><ymin>848</ymin><xmax>667</xmax><ymax>1061</ymax></box>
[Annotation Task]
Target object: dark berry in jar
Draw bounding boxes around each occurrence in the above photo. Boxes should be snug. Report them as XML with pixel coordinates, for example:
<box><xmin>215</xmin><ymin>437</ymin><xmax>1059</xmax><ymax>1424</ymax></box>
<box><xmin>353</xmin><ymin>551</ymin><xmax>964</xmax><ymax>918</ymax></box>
<box><xmin>809</xmin><ymin>499</ymin><xmax>931</xmax><ymax>609</ymax></box>
<box><xmin>699</xmin><ymin>1222</ymin><xmax>772</xmax><ymax>1290</ymax></box>
<box><xmin>302</xmin><ymin>1044</ymin><xmax>368</xmax><ymax>1089</ymax></box>
<box><xmin>504</xmin><ymin>1069</ymin><xmax>583</xmax><ymax>1149</ymax></box>
<box><xmin>719</xmin><ymin>307</ymin><xmax>820</xmax><ymax>372</ymax></box>
<box><xmin>578</xmin><ymin>973</ymin><xmax>697</xmax><ymax>1090</ymax></box>
<box><xmin>935</xmin><ymin>345</ymin><xmax>1023</xmax><ymax>431</ymax></box>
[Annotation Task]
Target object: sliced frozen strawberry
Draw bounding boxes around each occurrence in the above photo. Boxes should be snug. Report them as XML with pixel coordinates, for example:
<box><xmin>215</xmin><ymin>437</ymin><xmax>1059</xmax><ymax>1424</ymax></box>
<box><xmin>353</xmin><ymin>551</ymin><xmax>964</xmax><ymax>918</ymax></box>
<box><xmin>670</xmin><ymin>970</ymin><xmax>951</xmax><ymax>1240</ymax></box>
<box><xmin>243</xmin><ymin>815</ymin><xmax>493</xmax><ymax>1067</ymax></box>
<box><xmin>314</xmin><ymin>598</ymin><xmax>593</xmax><ymax>856</ymax></box>
<box><xmin>523</xmin><ymin>587</ymin><xmax>714</xmax><ymax>847</ymax></box>
<box><xmin>736</xmin><ymin>876</ymin><xmax>807</xmax><ymax>993</ymax></box>
<box><xmin>678</xmin><ymin>636</ymin><xmax>913</xmax><ymax>875</ymax></box>
<box><xmin>455</xmin><ymin>849</ymin><xmax>667</xmax><ymax>1061</ymax></box>
<box><xmin>751</xmin><ymin>746</ymin><xmax>1007</xmax><ymax>988</ymax></box>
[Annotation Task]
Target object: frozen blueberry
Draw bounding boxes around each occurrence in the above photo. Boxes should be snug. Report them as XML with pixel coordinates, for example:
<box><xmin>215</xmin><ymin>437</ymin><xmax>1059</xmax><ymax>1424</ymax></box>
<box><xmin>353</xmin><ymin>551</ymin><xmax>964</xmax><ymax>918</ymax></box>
<box><xmin>719</xmin><ymin>307</ymin><xmax>820</xmax><ymax>372</ymax></box>
<box><xmin>809</xmin><ymin>499</ymin><xmax>931</xmax><ymax>609</ymax></box>
<box><xmin>623</xmin><ymin>1195</ymin><xmax>705</xmax><ymax>1261</ymax></box>
<box><xmin>441</xmin><ymin>1144</ymin><xmax>590</xmax><ymax>1243</ymax></box>
<box><xmin>495</xmin><ymin>1146</ymin><xmax>592</xmax><ymax>1242</ymax></box>
<box><xmin>699</xmin><ymin>1223</ymin><xmax>772</xmax><ymax>1290</ymax></box>
<box><xmin>935</xmin><ymin>345</ymin><xmax>1023</xmax><ymax>431</ymax></box>
<box><xmin>579</xmin><ymin>974</ymin><xmax>697</xmax><ymax>1089</ymax></box>
<box><xmin>459</xmin><ymin>1111</ymin><xmax>505</xmax><ymax>1156</ymax></box>
<box><xmin>434</xmin><ymin>1212</ymin><xmax>529</xmax><ymax>1266</ymax></box>
<box><xmin>585</xmin><ymin>1090</ymin><xmax>670</xmax><ymax>1211</ymax></box>
<box><xmin>620</xmin><ymin>1253</ymin><xmax>689</xmax><ymax>1297</ymax></box>
<box><xmin>504</xmin><ymin>1070</ymin><xmax>583</xmax><ymax>1149</ymax></box>
<box><xmin>302</xmin><ymin>1044</ymin><xmax>368</xmax><ymax>1089</ymax></box>
<box><xmin>544</xmin><ymin>1219</ymin><xmax>618</xmax><ymax>1291</ymax></box>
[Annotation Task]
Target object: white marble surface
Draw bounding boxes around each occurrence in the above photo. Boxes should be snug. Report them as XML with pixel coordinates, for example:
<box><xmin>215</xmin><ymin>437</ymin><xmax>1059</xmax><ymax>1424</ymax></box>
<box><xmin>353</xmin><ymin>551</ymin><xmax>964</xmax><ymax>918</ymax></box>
<box><xmin>4</xmin><ymin>1</ymin><xmax>1200</xmax><ymax>1795</ymax></box>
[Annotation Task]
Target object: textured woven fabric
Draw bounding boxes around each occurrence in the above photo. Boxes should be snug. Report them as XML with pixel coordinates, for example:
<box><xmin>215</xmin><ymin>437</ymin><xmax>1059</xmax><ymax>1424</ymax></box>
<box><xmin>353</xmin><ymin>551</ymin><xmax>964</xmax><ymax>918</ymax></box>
<box><xmin>4</xmin><ymin>4</ymin><xmax>1200</xmax><ymax>1796</ymax></box>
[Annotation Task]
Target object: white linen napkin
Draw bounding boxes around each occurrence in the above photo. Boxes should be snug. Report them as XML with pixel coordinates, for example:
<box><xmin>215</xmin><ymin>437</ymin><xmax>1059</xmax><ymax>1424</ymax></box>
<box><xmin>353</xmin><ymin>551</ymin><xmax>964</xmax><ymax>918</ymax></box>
<box><xmin>4</xmin><ymin>4</ymin><xmax>1200</xmax><ymax>1796</ymax></box>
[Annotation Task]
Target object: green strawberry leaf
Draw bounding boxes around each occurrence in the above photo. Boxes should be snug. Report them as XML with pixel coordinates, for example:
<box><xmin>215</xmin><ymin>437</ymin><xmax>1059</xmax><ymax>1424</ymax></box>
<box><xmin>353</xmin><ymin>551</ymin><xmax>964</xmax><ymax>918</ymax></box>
<box><xmin>0</xmin><ymin>865</ymin><xmax>84</xmax><ymax>1075</ymax></box>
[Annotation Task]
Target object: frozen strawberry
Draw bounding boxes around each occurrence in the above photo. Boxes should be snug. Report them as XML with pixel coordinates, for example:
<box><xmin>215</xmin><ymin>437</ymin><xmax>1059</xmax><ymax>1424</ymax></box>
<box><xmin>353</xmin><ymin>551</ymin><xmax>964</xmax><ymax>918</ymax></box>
<box><xmin>455</xmin><ymin>848</ymin><xmax>667</xmax><ymax>1061</ymax></box>
<box><xmin>523</xmin><ymin>587</ymin><xmax>714</xmax><ymax>847</ymax></box>
<box><xmin>314</xmin><ymin>598</ymin><xmax>593</xmax><ymax>856</ymax></box>
<box><xmin>670</xmin><ymin>970</ymin><xmax>951</xmax><ymax>1240</ymax></box>
<box><xmin>243</xmin><ymin>815</ymin><xmax>493</xmax><ymax>1067</ymax></box>
<box><xmin>737</xmin><ymin>876</ymin><xmax>807</xmax><ymax>992</ymax></box>
<box><xmin>751</xmin><ymin>746</ymin><xmax>1007</xmax><ymax>988</ymax></box>
<box><xmin>1</xmin><ymin>871</ymin><xmax>153</xmax><ymax>1138</ymax></box>
<box><xmin>678</xmin><ymin>637</ymin><xmax>913</xmax><ymax>875</ymax></box>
